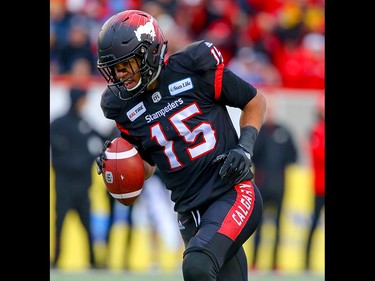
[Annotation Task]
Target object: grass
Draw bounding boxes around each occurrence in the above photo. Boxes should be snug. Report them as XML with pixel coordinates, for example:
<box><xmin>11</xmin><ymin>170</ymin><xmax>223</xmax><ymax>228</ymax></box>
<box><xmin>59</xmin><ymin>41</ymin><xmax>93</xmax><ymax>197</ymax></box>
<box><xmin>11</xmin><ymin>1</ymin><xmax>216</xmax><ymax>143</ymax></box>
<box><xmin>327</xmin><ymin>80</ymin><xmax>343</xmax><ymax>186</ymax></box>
<box><xmin>50</xmin><ymin>269</ymin><xmax>324</xmax><ymax>281</ymax></box>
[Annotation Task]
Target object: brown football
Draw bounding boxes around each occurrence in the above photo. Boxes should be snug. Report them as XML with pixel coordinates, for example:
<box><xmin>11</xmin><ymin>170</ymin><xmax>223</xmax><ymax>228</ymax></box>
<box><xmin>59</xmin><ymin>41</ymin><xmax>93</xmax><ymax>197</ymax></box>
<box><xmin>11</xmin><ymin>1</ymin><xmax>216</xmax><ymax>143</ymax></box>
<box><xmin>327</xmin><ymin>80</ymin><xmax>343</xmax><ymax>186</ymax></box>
<box><xmin>102</xmin><ymin>137</ymin><xmax>145</xmax><ymax>206</ymax></box>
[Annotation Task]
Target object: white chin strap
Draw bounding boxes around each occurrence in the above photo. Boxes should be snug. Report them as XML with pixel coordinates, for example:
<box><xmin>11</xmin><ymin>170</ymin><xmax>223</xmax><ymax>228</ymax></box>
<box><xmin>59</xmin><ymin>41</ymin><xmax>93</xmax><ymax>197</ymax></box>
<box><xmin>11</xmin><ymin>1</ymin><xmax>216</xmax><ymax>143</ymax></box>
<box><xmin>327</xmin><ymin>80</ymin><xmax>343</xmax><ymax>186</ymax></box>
<box><xmin>128</xmin><ymin>77</ymin><xmax>142</xmax><ymax>91</ymax></box>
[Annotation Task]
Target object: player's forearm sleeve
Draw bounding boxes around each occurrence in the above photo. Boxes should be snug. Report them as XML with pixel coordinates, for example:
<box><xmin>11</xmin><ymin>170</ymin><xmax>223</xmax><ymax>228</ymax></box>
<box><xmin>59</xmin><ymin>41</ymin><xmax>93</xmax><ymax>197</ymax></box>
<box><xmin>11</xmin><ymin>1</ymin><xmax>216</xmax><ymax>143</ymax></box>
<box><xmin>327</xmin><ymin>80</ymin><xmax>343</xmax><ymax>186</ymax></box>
<box><xmin>238</xmin><ymin>125</ymin><xmax>258</xmax><ymax>156</ymax></box>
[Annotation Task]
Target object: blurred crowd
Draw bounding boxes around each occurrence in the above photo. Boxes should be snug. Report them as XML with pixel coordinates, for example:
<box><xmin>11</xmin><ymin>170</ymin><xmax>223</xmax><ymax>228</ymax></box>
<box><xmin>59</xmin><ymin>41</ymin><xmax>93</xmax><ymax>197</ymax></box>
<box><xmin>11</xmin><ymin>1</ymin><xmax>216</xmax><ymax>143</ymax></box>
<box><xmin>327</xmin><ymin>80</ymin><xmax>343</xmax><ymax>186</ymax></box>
<box><xmin>50</xmin><ymin>0</ymin><xmax>324</xmax><ymax>89</ymax></box>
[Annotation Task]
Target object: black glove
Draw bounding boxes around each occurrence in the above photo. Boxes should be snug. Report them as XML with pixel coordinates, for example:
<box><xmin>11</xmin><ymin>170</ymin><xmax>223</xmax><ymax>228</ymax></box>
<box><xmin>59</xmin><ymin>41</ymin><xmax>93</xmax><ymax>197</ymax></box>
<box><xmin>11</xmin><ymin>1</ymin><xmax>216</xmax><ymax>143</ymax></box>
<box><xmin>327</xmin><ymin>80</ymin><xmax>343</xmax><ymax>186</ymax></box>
<box><xmin>213</xmin><ymin>146</ymin><xmax>254</xmax><ymax>184</ymax></box>
<box><xmin>212</xmin><ymin>125</ymin><xmax>259</xmax><ymax>184</ymax></box>
<box><xmin>96</xmin><ymin>140</ymin><xmax>111</xmax><ymax>175</ymax></box>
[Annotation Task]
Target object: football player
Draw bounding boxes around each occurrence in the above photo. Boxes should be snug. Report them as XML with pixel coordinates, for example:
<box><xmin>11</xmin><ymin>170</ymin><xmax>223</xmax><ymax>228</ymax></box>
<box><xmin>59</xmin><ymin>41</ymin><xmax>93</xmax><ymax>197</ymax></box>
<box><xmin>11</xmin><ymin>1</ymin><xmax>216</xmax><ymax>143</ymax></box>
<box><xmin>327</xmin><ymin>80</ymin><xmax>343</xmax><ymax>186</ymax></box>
<box><xmin>95</xmin><ymin>10</ymin><xmax>266</xmax><ymax>281</ymax></box>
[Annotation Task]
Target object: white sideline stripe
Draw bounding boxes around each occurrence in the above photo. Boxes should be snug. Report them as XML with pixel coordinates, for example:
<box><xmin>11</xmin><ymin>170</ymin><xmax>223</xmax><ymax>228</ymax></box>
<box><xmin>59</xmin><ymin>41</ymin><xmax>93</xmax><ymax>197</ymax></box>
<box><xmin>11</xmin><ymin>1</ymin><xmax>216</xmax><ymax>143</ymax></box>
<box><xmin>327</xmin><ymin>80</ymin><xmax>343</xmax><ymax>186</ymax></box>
<box><xmin>105</xmin><ymin>147</ymin><xmax>138</xmax><ymax>159</ymax></box>
<box><xmin>109</xmin><ymin>188</ymin><xmax>143</xmax><ymax>199</ymax></box>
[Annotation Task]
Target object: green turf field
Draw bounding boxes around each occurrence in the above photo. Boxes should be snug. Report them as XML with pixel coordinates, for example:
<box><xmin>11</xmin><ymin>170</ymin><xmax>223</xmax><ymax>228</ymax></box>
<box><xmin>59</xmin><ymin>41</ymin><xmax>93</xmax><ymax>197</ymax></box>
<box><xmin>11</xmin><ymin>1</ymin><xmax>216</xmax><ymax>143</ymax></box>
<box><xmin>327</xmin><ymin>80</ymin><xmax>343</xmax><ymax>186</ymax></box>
<box><xmin>50</xmin><ymin>269</ymin><xmax>324</xmax><ymax>281</ymax></box>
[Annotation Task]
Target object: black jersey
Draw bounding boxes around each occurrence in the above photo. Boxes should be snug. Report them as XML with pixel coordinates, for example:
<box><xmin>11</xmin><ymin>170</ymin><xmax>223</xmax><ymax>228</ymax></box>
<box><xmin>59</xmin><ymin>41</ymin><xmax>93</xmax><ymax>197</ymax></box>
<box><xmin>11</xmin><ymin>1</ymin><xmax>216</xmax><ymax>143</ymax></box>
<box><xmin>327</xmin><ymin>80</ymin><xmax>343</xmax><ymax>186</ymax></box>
<box><xmin>100</xmin><ymin>40</ymin><xmax>257</xmax><ymax>212</ymax></box>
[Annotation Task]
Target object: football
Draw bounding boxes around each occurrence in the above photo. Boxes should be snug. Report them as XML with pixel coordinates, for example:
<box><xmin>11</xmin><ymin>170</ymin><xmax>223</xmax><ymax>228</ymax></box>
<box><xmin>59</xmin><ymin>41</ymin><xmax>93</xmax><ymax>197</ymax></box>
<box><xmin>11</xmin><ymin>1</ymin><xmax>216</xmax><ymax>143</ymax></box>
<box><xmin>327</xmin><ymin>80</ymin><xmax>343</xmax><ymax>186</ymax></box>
<box><xmin>102</xmin><ymin>137</ymin><xmax>145</xmax><ymax>206</ymax></box>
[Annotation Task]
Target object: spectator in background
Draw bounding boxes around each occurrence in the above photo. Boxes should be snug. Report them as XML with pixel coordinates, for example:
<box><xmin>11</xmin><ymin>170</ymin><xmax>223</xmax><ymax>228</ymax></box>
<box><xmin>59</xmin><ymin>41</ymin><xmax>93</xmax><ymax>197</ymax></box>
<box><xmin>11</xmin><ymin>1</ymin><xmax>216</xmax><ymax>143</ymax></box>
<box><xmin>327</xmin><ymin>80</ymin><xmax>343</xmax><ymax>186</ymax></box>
<box><xmin>50</xmin><ymin>87</ymin><xmax>104</xmax><ymax>269</ymax></box>
<box><xmin>50</xmin><ymin>25</ymin><xmax>61</xmax><ymax>75</ymax></box>
<box><xmin>50</xmin><ymin>0</ymin><xmax>71</xmax><ymax>46</ymax></box>
<box><xmin>141</xmin><ymin>3</ymin><xmax>193</xmax><ymax>60</ymax></box>
<box><xmin>227</xmin><ymin>46</ymin><xmax>281</xmax><ymax>87</ymax></box>
<box><xmin>250</xmin><ymin>98</ymin><xmax>298</xmax><ymax>271</ymax></box>
<box><xmin>305</xmin><ymin>95</ymin><xmax>325</xmax><ymax>271</ymax></box>
<box><xmin>274</xmin><ymin>32</ymin><xmax>325</xmax><ymax>89</ymax></box>
<box><xmin>68</xmin><ymin>58</ymin><xmax>93</xmax><ymax>89</ymax></box>
<box><xmin>57</xmin><ymin>24</ymin><xmax>97</xmax><ymax>75</ymax></box>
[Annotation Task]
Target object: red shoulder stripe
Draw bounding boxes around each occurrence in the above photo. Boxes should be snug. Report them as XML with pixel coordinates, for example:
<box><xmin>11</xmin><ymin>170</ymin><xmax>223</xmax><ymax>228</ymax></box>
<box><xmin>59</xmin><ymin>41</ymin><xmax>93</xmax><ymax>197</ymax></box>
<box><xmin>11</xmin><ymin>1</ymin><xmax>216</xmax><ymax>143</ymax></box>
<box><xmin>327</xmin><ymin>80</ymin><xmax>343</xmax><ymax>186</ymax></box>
<box><xmin>214</xmin><ymin>63</ymin><xmax>224</xmax><ymax>100</ymax></box>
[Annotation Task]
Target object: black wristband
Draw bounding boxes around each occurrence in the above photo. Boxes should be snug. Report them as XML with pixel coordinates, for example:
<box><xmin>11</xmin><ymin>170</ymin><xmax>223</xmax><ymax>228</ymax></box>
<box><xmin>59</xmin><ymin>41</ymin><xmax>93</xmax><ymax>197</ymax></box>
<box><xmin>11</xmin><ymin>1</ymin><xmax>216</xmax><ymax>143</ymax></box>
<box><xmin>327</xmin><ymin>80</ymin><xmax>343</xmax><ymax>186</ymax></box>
<box><xmin>238</xmin><ymin>125</ymin><xmax>258</xmax><ymax>157</ymax></box>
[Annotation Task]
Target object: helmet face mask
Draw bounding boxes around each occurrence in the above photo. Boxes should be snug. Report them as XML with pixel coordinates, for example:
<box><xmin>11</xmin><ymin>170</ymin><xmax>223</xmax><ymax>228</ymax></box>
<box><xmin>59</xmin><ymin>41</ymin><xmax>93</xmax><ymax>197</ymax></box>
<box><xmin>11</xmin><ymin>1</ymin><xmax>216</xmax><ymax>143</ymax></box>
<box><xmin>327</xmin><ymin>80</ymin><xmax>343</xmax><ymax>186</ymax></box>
<box><xmin>98</xmin><ymin>47</ymin><xmax>150</xmax><ymax>100</ymax></box>
<box><xmin>97</xmin><ymin>10</ymin><xmax>168</xmax><ymax>101</ymax></box>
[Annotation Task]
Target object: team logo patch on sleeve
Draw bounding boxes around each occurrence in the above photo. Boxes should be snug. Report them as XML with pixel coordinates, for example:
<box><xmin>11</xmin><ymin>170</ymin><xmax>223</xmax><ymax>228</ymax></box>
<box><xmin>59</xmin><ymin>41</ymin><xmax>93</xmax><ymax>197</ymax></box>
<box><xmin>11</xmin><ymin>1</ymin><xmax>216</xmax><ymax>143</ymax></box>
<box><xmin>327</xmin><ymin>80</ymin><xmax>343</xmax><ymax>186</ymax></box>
<box><xmin>168</xmin><ymin>78</ymin><xmax>193</xmax><ymax>96</ymax></box>
<box><xmin>127</xmin><ymin>102</ymin><xmax>146</xmax><ymax>121</ymax></box>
